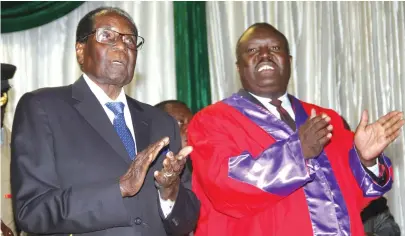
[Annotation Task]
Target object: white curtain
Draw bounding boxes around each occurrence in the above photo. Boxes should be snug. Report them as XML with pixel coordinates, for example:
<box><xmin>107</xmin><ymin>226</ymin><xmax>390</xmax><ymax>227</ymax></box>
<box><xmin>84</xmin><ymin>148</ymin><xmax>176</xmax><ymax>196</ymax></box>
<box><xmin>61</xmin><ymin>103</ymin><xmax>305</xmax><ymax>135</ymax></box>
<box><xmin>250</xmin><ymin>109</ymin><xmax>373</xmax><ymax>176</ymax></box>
<box><xmin>0</xmin><ymin>1</ymin><xmax>177</xmax><ymax>129</ymax></box>
<box><xmin>207</xmin><ymin>1</ymin><xmax>405</xmax><ymax>234</ymax></box>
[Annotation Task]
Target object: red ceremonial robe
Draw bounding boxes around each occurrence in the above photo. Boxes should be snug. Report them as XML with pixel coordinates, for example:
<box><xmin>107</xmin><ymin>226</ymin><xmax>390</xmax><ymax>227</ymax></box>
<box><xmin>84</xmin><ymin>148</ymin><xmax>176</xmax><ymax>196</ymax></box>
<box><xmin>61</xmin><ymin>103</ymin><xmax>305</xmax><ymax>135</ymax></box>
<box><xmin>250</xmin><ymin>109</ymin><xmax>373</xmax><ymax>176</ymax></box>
<box><xmin>188</xmin><ymin>91</ymin><xmax>392</xmax><ymax>236</ymax></box>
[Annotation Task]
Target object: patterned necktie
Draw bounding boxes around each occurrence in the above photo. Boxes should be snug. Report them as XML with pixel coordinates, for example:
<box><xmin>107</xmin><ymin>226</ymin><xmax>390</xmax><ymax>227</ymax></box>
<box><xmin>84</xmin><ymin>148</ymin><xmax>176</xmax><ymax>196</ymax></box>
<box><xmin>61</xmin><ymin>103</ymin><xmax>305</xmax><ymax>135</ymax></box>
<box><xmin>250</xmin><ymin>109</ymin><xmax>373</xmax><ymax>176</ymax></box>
<box><xmin>105</xmin><ymin>102</ymin><xmax>136</xmax><ymax>159</ymax></box>
<box><xmin>269</xmin><ymin>99</ymin><xmax>296</xmax><ymax>131</ymax></box>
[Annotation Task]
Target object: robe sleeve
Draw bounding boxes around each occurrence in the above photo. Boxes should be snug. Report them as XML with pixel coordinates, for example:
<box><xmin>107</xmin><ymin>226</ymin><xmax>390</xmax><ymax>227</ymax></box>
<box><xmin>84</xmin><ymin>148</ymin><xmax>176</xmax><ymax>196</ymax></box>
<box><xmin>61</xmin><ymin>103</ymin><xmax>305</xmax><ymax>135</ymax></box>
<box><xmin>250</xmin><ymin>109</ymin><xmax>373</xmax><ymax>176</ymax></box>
<box><xmin>334</xmin><ymin>115</ymin><xmax>393</xmax><ymax>210</ymax></box>
<box><xmin>349</xmin><ymin>146</ymin><xmax>393</xmax><ymax>212</ymax></box>
<box><xmin>188</xmin><ymin>108</ymin><xmax>314</xmax><ymax>218</ymax></box>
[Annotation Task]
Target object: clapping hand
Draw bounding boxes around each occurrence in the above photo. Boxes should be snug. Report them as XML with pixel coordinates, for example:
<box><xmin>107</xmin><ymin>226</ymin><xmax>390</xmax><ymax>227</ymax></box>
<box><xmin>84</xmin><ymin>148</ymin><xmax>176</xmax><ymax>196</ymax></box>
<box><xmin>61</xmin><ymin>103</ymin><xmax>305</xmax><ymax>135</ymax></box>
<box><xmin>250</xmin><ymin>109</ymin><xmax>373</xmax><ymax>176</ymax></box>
<box><xmin>298</xmin><ymin>109</ymin><xmax>333</xmax><ymax>159</ymax></box>
<box><xmin>154</xmin><ymin>146</ymin><xmax>193</xmax><ymax>201</ymax></box>
<box><xmin>354</xmin><ymin>110</ymin><xmax>404</xmax><ymax>166</ymax></box>
<box><xmin>119</xmin><ymin>137</ymin><xmax>169</xmax><ymax>197</ymax></box>
<box><xmin>1</xmin><ymin>220</ymin><xmax>14</xmax><ymax>236</ymax></box>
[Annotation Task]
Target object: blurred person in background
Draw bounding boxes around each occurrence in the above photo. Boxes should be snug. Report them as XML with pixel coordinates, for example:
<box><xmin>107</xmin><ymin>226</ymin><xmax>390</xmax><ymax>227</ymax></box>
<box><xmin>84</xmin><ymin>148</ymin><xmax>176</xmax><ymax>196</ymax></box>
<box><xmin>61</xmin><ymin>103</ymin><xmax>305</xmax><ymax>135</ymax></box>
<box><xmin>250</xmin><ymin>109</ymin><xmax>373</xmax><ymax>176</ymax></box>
<box><xmin>1</xmin><ymin>63</ymin><xmax>17</xmax><ymax>236</ymax></box>
<box><xmin>155</xmin><ymin>101</ymin><xmax>194</xmax><ymax>177</ymax></box>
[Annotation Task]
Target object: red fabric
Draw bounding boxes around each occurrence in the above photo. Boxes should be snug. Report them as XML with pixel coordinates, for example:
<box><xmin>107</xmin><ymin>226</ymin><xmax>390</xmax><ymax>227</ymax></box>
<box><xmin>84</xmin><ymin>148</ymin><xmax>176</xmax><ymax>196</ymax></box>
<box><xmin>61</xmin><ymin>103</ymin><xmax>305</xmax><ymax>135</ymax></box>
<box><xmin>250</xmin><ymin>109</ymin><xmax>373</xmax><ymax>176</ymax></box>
<box><xmin>188</xmin><ymin>100</ymin><xmax>383</xmax><ymax>236</ymax></box>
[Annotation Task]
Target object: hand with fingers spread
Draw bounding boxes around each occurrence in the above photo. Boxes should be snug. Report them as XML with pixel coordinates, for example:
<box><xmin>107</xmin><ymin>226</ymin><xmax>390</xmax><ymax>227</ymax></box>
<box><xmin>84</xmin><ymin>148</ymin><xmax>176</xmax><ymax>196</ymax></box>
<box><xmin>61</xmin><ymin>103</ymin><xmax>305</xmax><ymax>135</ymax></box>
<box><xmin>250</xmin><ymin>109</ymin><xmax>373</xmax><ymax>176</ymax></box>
<box><xmin>355</xmin><ymin>110</ymin><xmax>404</xmax><ymax>166</ymax></box>
<box><xmin>299</xmin><ymin>109</ymin><xmax>333</xmax><ymax>159</ymax></box>
<box><xmin>119</xmin><ymin>137</ymin><xmax>170</xmax><ymax>197</ymax></box>
<box><xmin>154</xmin><ymin>146</ymin><xmax>193</xmax><ymax>201</ymax></box>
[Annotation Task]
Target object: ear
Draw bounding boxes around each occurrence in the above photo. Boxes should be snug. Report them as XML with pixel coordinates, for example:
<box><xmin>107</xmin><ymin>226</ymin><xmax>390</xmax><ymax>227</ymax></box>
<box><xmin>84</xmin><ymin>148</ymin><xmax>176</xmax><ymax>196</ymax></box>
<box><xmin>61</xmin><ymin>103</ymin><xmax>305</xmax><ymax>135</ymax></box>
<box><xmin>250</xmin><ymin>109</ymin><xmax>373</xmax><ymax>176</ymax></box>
<box><xmin>236</xmin><ymin>61</ymin><xmax>240</xmax><ymax>72</ymax></box>
<box><xmin>75</xmin><ymin>42</ymin><xmax>85</xmax><ymax>67</ymax></box>
<box><xmin>289</xmin><ymin>55</ymin><xmax>292</xmax><ymax>64</ymax></box>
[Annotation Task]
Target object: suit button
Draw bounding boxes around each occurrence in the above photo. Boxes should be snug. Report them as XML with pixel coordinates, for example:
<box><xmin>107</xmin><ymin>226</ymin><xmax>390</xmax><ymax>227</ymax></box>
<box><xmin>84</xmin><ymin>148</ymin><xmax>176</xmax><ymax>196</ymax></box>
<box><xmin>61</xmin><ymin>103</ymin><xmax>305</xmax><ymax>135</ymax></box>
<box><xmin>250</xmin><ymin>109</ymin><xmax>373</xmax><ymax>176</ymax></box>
<box><xmin>171</xmin><ymin>217</ymin><xmax>179</xmax><ymax>226</ymax></box>
<box><xmin>135</xmin><ymin>217</ymin><xmax>142</xmax><ymax>225</ymax></box>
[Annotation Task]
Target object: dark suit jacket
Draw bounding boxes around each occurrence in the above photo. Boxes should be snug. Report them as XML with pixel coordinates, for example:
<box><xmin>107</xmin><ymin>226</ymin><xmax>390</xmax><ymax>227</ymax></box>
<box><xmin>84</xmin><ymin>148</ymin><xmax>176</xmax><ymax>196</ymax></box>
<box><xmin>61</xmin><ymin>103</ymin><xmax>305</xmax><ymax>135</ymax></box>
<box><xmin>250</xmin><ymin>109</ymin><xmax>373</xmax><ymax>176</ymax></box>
<box><xmin>10</xmin><ymin>77</ymin><xmax>200</xmax><ymax>236</ymax></box>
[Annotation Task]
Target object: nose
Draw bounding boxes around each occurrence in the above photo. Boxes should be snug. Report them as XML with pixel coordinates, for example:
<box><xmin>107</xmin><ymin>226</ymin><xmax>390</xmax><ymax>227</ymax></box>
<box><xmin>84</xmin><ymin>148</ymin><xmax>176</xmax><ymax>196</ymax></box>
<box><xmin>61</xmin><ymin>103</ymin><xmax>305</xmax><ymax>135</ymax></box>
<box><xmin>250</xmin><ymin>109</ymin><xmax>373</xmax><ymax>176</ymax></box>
<box><xmin>113</xmin><ymin>36</ymin><xmax>126</xmax><ymax>51</ymax></box>
<box><xmin>258</xmin><ymin>47</ymin><xmax>274</xmax><ymax>61</ymax></box>
<box><xmin>258</xmin><ymin>47</ymin><xmax>271</xmax><ymax>60</ymax></box>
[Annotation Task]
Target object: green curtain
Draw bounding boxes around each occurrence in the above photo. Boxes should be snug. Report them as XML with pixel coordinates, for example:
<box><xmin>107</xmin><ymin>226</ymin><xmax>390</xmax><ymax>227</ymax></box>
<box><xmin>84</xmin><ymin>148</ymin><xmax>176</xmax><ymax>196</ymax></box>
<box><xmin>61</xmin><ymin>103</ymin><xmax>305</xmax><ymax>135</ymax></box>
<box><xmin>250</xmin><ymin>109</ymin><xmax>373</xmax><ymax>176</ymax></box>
<box><xmin>1</xmin><ymin>1</ymin><xmax>84</xmax><ymax>33</ymax></box>
<box><xmin>173</xmin><ymin>2</ymin><xmax>211</xmax><ymax>113</ymax></box>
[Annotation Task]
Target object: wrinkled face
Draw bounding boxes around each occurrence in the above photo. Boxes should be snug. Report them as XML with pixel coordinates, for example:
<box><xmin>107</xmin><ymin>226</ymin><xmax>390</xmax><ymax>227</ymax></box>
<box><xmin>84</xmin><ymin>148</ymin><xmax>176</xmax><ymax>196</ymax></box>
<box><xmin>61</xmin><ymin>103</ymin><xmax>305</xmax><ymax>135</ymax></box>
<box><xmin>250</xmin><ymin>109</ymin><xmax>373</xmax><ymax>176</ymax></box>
<box><xmin>237</xmin><ymin>26</ymin><xmax>292</xmax><ymax>99</ymax></box>
<box><xmin>165</xmin><ymin>104</ymin><xmax>193</xmax><ymax>148</ymax></box>
<box><xmin>76</xmin><ymin>12</ymin><xmax>137</xmax><ymax>87</ymax></box>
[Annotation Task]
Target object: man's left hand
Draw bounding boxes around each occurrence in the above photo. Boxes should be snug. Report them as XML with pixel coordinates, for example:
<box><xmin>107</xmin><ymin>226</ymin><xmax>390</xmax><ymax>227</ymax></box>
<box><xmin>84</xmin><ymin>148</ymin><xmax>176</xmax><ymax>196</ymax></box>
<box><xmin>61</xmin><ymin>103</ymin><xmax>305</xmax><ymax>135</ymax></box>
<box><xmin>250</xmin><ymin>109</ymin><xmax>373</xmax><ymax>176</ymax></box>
<box><xmin>154</xmin><ymin>146</ymin><xmax>193</xmax><ymax>201</ymax></box>
<box><xmin>354</xmin><ymin>110</ymin><xmax>404</xmax><ymax>166</ymax></box>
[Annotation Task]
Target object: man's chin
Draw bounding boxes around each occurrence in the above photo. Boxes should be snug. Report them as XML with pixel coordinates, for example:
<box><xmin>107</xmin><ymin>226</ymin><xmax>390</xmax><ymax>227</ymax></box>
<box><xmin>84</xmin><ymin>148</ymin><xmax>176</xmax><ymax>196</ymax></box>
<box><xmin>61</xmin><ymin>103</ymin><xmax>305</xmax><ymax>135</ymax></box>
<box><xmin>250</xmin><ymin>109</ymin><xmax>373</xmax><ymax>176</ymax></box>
<box><xmin>107</xmin><ymin>71</ymin><xmax>132</xmax><ymax>84</ymax></box>
<box><xmin>255</xmin><ymin>76</ymin><xmax>279</xmax><ymax>87</ymax></box>
<box><xmin>249</xmin><ymin>85</ymin><xmax>286</xmax><ymax>98</ymax></box>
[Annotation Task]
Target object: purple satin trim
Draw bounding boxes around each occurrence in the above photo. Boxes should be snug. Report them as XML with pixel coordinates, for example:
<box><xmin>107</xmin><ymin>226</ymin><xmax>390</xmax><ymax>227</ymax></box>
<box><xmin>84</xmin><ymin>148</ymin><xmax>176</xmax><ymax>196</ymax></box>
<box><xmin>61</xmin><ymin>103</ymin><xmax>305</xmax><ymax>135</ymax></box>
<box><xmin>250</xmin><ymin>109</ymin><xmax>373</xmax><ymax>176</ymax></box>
<box><xmin>224</xmin><ymin>94</ymin><xmax>353</xmax><ymax>235</ymax></box>
<box><xmin>349</xmin><ymin>147</ymin><xmax>392</xmax><ymax>197</ymax></box>
<box><xmin>291</xmin><ymin>96</ymin><xmax>351</xmax><ymax>236</ymax></box>
<box><xmin>316</xmin><ymin>153</ymin><xmax>351</xmax><ymax>235</ymax></box>
<box><xmin>290</xmin><ymin>95</ymin><xmax>350</xmax><ymax>236</ymax></box>
<box><xmin>228</xmin><ymin>133</ymin><xmax>313</xmax><ymax>196</ymax></box>
<box><xmin>300</xmin><ymin>157</ymin><xmax>341</xmax><ymax>235</ymax></box>
<box><xmin>224</xmin><ymin>94</ymin><xmax>295</xmax><ymax>140</ymax></box>
<box><xmin>223</xmin><ymin>95</ymin><xmax>312</xmax><ymax>196</ymax></box>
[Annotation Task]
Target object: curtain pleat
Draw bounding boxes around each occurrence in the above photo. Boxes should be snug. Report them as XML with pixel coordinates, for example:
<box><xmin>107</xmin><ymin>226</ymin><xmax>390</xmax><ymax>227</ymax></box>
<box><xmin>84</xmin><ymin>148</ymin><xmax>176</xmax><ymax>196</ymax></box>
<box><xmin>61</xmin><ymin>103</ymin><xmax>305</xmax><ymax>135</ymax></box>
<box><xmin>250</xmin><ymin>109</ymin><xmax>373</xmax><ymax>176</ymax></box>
<box><xmin>173</xmin><ymin>1</ymin><xmax>211</xmax><ymax>113</ymax></box>
<box><xmin>1</xmin><ymin>1</ymin><xmax>84</xmax><ymax>33</ymax></box>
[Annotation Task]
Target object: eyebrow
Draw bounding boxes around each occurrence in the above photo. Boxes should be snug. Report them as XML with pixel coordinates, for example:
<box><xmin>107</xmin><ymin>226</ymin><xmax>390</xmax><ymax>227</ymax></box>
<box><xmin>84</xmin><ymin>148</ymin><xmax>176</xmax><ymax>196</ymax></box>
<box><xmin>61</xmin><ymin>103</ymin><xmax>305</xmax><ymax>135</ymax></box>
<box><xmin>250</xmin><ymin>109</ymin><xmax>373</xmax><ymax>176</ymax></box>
<box><xmin>97</xmin><ymin>25</ymin><xmax>136</xmax><ymax>35</ymax></box>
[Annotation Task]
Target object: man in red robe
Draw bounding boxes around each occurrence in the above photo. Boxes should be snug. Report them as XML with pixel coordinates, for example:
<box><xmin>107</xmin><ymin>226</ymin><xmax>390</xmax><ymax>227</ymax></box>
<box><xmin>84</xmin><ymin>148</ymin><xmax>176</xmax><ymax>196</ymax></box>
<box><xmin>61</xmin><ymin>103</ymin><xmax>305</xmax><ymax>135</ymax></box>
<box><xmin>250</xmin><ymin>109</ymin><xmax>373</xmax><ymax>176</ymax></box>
<box><xmin>188</xmin><ymin>23</ymin><xmax>404</xmax><ymax>236</ymax></box>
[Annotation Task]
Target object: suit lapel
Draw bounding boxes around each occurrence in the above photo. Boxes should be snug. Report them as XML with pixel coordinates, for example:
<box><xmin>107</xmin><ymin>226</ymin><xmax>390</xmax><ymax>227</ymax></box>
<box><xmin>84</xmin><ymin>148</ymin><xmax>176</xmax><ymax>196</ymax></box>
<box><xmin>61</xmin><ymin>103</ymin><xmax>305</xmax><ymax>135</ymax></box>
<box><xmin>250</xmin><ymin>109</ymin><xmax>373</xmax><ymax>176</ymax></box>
<box><xmin>127</xmin><ymin>97</ymin><xmax>150</xmax><ymax>154</ymax></box>
<box><xmin>72</xmin><ymin>76</ymin><xmax>130</xmax><ymax>164</ymax></box>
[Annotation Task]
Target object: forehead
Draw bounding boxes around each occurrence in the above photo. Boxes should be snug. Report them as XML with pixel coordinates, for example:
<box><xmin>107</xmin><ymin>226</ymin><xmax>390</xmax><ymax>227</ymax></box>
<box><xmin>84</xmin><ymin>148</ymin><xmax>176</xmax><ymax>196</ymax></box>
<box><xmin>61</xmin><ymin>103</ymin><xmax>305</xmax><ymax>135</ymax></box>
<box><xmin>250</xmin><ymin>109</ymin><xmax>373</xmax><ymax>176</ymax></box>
<box><xmin>240</xmin><ymin>27</ymin><xmax>285</xmax><ymax>46</ymax></box>
<box><xmin>93</xmin><ymin>12</ymin><xmax>136</xmax><ymax>34</ymax></box>
<box><xmin>165</xmin><ymin>104</ymin><xmax>193</xmax><ymax>117</ymax></box>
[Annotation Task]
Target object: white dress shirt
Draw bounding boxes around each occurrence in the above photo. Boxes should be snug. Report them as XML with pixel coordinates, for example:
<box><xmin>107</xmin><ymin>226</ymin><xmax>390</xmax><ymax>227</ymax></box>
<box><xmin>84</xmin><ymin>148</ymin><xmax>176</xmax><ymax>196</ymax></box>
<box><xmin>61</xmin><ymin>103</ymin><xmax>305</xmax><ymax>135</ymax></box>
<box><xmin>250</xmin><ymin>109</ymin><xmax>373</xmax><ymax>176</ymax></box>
<box><xmin>83</xmin><ymin>74</ymin><xmax>174</xmax><ymax>218</ymax></box>
<box><xmin>250</xmin><ymin>92</ymin><xmax>295</xmax><ymax>120</ymax></box>
<box><xmin>249</xmin><ymin>92</ymin><xmax>379</xmax><ymax>176</ymax></box>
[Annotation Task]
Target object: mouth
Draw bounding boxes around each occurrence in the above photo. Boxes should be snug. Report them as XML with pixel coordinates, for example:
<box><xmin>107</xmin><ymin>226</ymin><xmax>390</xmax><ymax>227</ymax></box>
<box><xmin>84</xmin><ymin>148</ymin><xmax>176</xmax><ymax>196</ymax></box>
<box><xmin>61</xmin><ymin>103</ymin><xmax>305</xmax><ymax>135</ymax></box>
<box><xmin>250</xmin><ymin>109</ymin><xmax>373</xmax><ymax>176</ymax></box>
<box><xmin>255</xmin><ymin>61</ymin><xmax>276</xmax><ymax>73</ymax></box>
<box><xmin>111</xmin><ymin>59</ymin><xmax>127</xmax><ymax>66</ymax></box>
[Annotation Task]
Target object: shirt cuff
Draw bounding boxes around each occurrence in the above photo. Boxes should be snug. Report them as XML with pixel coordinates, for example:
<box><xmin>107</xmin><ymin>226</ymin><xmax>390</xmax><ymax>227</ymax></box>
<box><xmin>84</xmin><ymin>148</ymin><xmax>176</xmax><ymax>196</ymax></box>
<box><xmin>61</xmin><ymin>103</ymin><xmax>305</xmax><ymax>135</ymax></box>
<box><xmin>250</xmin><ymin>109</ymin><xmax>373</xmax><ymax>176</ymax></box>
<box><xmin>158</xmin><ymin>190</ymin><xmax>175</xmax><ymax>218</ymax></box>
<box><xmin>366</xmin><ymin>160</ymin><xmax>379</xmax><ymax>176</ymax></box>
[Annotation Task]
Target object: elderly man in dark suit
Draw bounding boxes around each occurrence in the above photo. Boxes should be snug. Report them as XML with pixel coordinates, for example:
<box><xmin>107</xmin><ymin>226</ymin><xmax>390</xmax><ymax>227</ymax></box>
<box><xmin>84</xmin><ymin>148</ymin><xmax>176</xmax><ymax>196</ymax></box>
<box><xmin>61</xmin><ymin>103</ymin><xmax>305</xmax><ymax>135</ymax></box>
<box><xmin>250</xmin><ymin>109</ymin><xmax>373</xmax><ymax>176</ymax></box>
<box><xmin>11</xmin><ymin>7</ymin><xmax>199</xmax><ymax>236</ymax></box>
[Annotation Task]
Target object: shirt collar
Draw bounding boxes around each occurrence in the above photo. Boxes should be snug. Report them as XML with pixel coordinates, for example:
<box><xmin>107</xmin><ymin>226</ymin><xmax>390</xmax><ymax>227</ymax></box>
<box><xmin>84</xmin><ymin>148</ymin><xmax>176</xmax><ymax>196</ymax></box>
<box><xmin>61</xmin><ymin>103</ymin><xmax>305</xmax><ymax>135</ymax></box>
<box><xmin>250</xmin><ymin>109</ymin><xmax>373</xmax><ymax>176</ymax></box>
<box><xmin>249</xmin><ymin>92</ymin><xmax>292</xmax><ymax>108</ymax></box>
<box><xmin>82</xmin><ymin>73</ymin><xmax>128</xmax><ymax>106</ymax></box>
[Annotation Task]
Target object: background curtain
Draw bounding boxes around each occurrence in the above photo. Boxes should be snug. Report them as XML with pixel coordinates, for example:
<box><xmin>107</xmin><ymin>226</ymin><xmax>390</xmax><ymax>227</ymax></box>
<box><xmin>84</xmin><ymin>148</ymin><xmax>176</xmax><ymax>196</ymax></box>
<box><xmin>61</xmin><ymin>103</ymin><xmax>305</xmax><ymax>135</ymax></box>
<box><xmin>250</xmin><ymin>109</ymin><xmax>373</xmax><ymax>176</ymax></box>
<box><xmin>174</xmin><ymin>1</ymin><xmax>211</xmax><ymax>113</ymax></box>
<box><xmin>1</xmin><ymin>1</ymin><xmax>177</xmax><ymax>129</ymax></box>
<box><xmin>1</xmin><ymin>1</ymin><xmax>84</xmax><ymax>33</ymax></box>
<box><xmin>207</xmin><ymin>1</ymin><xmax>405</xmax><ymax>233</ymax></box>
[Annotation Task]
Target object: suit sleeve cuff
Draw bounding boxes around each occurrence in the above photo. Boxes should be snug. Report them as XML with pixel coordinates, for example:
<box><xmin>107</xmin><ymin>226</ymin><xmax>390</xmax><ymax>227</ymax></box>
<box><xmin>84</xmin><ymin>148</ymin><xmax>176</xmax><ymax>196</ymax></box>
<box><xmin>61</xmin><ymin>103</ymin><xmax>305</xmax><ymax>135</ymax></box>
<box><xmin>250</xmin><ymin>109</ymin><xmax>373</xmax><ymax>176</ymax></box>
<box><xmin>158</xmin><ymin>190</ymin><xmax>175</xmax><ymax>218</ymax></box>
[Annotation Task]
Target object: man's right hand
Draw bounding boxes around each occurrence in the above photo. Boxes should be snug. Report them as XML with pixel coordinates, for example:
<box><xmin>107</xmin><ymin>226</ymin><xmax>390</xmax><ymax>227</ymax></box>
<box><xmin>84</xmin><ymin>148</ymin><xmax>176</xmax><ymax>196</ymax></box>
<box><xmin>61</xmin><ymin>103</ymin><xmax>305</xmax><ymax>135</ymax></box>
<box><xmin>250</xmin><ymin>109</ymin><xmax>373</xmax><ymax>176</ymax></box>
<box><xmin>298</xmin><ymin>109</ymin><xmax>333</xmax><ymax>159</ymax></box>
<box><xmin>119</xmin><ymin>137</ymin><xmax>170</xmax><ymax>197</ymax></box>
<box><xmin>1</xmin><ymin>220</ymin><xmax>14</xmax><ymax>236</ymax></box>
